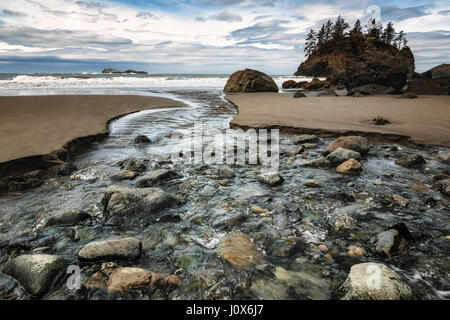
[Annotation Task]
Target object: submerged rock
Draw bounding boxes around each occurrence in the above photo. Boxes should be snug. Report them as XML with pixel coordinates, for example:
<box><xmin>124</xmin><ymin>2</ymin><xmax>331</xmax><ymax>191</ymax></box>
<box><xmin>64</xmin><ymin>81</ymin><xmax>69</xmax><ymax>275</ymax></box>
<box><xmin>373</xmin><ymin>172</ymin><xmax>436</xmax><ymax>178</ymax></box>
<box><xmin>258</xmin><ymin>172</ymin><xmax>284</xmax><ymax>186</ymax></box>
<box><xmin>299</xmin><ymin>157</ymin><xmax>331</xmax><ymax>168</ymax></box>
<box><xmin>57</xmin><ymin>163</ymin><xmax>78</xmax><ymax>176</ymax></box>
<box><xmin>224</xmin><ymin>69</ymin><xmax>278</xmax><ymax>93</ymax></box>
<box><xmin>107</xmin><ymin>267</ymin><xmax>180</xmax><ymax>292</ymax></box>
<box><xmin>336</xmin><ymin>159</ymin><xmax>362</xmax><ymax>175</ymax></box>
<box><xmin>117</xmin><ymin>158</ymin><xmax>147</xmax><ymax>173</ymax></box>
<box><xmin>218</xmin><ymin>165</ymin><xmax>236</xmax><ymax>179</ymax></box>
<box><xmin>326</xmin><ymin>147</ymin><xmax>361</xmax><ymax>166</ymax></box>
<box><xmin>0</xmin><ymin>273</ymin><xmax>31</xmax><ymax>300</ymax></box>
<box><xmin>78</xmin><ymin>237</ymin><xmax>142</xmax><ymax>262</ymax></box>
<box><xmin>374</xmin><ymin>229</ymin><xmax>402</xmax><ymax>257</ymax></box>
<box><xmin>324</xmin><ymin>136</ymin><xmax>369</xmax><ymax>156</ymax></box>
<box><xmin>110</xmin><ymin>170</ymin><xmax>139</xmax><ymax>181</ymax></box>
<box><xmin>283</xmin><ymin>146</ymin><xmax>304</xmax><ymax>156</ymax></box>
<box><xmin>339</xmin><ymin>263</ymin><xmax>413</xmax><ymax>300</ymax></box>
<box><xmin>0</xmin><ymin>254</ymin><xmax>67</xmax><ymax>296</ymax></box>
<box><xmin>395</xmin><ymin>154</ymin><xmax>426</xmax><ymax>168</ymax></box>
<box><xmin>134</xmin><ymin>169</ymin><xmax>175</xmax><ymax>187</ymax></box>
<box><xmin>133</xmin><ymin>135</ymin><xmax>151</xmax><ymax>145</ymax></box>
<box><xmin>46</xmin><ymin>209</ymin><xmax>91</xmax><ymax>227</ymax></box>
<box><xmin>325</xmin><ymin>213</ymin><xmax>357</xmax><ymax>232</ymax></box>
<box><xmin>101</xmin><ymin>186</ymin><xmax>176</xmax><ymax>224</ymax></box>
<box><xmin>216</xmin><ymin>232</ymin><xmax>262</xmax><ymax>269</ymax></box>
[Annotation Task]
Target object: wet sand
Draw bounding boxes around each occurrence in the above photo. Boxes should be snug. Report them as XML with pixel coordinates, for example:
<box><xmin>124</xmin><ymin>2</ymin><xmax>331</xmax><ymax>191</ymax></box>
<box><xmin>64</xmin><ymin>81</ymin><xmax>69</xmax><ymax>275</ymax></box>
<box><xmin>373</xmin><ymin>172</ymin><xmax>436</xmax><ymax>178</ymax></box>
<box><xmin>0</xmin><ymin>95</ymin><xmax>185</xmax><ymax>163</ymax></box>
<box><xmin>226</xmin><ymin>93</ymin><xmax>450</xmax><ymax>147</ymax></box>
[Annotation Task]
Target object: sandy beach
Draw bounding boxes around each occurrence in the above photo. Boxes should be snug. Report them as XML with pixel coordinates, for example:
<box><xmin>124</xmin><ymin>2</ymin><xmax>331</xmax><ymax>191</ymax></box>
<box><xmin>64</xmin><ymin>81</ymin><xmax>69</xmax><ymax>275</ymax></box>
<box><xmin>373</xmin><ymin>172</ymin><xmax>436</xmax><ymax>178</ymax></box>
<box><xmin>0</xmin><ymin>95</ymin><xmax>185</xmax><ymax>163</ymax></box>
<box><xmin>226</xmin><ymin>93</ymin><xmax>450</xmax><ymax>147</ymax></box>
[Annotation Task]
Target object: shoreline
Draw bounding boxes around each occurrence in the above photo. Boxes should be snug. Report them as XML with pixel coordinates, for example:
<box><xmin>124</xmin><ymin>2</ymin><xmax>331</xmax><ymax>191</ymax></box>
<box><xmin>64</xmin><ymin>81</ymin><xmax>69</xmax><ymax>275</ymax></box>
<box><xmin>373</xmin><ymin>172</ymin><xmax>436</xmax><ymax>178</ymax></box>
<box><xmin>225</xmin><ymin>93</ymin><xmax>450</xmax><ymax>148</ymax></box>
<box><xmin>0</xmin><ymin>95</ymin><xmax>186</xmax><ymax>193</ymax></box>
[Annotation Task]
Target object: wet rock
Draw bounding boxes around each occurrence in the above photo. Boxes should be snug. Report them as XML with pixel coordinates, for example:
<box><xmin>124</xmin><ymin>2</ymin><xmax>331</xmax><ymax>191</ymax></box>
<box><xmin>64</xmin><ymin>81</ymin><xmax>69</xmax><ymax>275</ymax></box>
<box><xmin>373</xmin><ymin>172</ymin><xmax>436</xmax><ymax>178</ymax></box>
<box><xmin>110</xmin><ymin>170</ymin><xmax>139</xmax><ymax>181</ymax></box>
<box><xmin>299</xmin><ymin>157</ymin><xmax>331</xmax><ymax>168</ymax></box>
<box><xmin>325</xmin><ymin>213</ymin><xmax>357</xmax><ymax>233</ymax></box>
<box><xmin>336</xmin><ymin>159</ymin><xmax>362</xmax><ymax>175</ymax></box>
<box><xmin>316</xmin><ymin>89</ymin><xmax>338</xmax><ymax>96</ymax></box>
<box><xmin>283</xmin><ymin>146</ymin><xmax>304</xmax><ymax>156</ymax></box>
<box><xmin>268</xmin><ymin>238</ymin><xmax>303</xmax><ymax>257</ymax></box>
<box><xmin>258</xmin><ymin>172</ymin><xmax>284</xmax><ymax>186</ymax></box>
<box><xmin>212</xmin><ymin>212</ymin><xmax>247</xmax><ymax>229</ymax></box>
<box><xmin>304</xmin><ymin>180</ymin><xmax>320</xmax><ymax>188</ymax></box>
<box><xmin>392</xmin><ymin>194</ymin><xmax>409</xmax><ymax>207</ymax></box>
<box><xmin>372</xmin><ymin>116</ymin><xmax>390</xmax><ymax>125</ymax></box>
<box><xmin>437</xmin><ymin>152</ymin><xmax>450</xmax><ymax>164</ymax></box>
<box><xmin>78</xmin><ymin>237</ymin><xmax>142</xmax><ymax>262</ymax></box>
<box><xmin>117</xmin><ymin>158</ymin><xmax>146</xmax><ymax>173</ymax></box>
<box><xmin>46</xmin><ymin>209</ymin><xmax>91</xmax><ymax>227</ymax></box>
<box><xmin>347</xmin><ymin>245</ymin><xmax>365</xmax><ymax>257</ymax></box>
<box><xmin>433</xmin><ymin>173</ymin><xmax>450</xmax><ymax>181</ymax></box>
<box><xmin>374</xmin><ymin>229</ymin><xmax>402</xmax><ymax>257</ymax></box>
<box><xmin>102</xmin><ymin>186</ymin><xmax>175</xmax><ymax>224</ymax></box>
<box><xmin>291</xmin><ymin>134</ymin><xmax>318</xmax><ymax>144</ymax></box>
<box><xmin>293</xmin><ymin>91</ymin><xmax>306</xmax><ymax>98</ymax></box>
<box><xmin>216</xmin><ymin>232</ymin><xmax>262</xmax><ymax>269</ymax></box>
<box><xmin>401</xmin><ymin>92</ymin><xmax>418</xmax><ymax>99</ymax></box>
<box><xmin>218</xmin><ymin>165</ymin><xmax>235</xmax><ymax>179</ymax></box>
<box><xmin>302</xmin><ymin>143</ymin><xmax>318</xmax><ymax>149</ymax></box>
<box><xmin>134</xmin><ymin>169</ymin><xmax>174</xmax><ymax>187</ymax></box>
<box><xmin>224</xmin><ymin>69</ymin><xmax>278</xmax><ymax>93</ymax></box>
<box><xmin>57</xmin><ymin>163</ymin><xmax>78</xmax><ymax>176</ymax></box>
<box><xmin>133</xmin><ymin>135</ymin><xmax>151</xmax><ymax>145</ymax></box>
<box><xmin>107</xmin><ymin>267</ymin><xmax>180</xmax><ymax>292</ymax></box>
<box><xmin>332</xmin><ymin>190</ymin><xmax>355</xmax><ymax>203</ymax></box>
<box><xmin>324</xmin><ymin>136</ymin><xmax>369</xmax><ymax>156</ymax></box>
<box><xmin>435</xmin><ymin>179</ymin><xmax>450</xmax><ymax>196</ymax></box>
<box><xmin>0</xmin><ymin>254</ymin><xmax>67</xmax><ymax>296</ymax></box>
<box><xmin>0</xmin><ymin>272</ymin><xmax>31</xmax><ymax>300</ymax></box>
<box><xmin>395</xmin><ymin>154</ymin><xmax>426</xmax><ymax>168</ymax></box>
<box><xmin>326</xmin><ymin>147</ymin><xmax>361</xmax><ymax>166</ymax></box>
<box><xmin>339</xmin><ymin>263</ymin><xmax>413</xmax><ymax>300</ymax></box>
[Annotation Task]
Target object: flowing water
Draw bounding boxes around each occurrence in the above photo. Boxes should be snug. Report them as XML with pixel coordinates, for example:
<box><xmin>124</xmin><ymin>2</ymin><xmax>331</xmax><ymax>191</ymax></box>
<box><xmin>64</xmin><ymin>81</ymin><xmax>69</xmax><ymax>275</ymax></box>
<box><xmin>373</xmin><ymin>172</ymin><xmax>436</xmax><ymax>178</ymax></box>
<box><xmin>0</xmin><ymin>74</ymin><xmax>449</xmax><ymax>300</ymax></box>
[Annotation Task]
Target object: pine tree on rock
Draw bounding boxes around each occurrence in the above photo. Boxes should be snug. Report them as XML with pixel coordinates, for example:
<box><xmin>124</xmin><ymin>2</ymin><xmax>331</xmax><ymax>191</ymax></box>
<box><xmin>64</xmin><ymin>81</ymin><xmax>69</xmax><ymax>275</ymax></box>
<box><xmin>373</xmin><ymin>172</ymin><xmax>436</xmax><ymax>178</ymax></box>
<box><xmin>304</xmin><ymin>29</ymin><xmax>317</xmax><ymax>57</ymax></box>
<box><xmin>381</xmin><ymin>22</ymin><xmax>396</xmax><ymax>45</ymax></box>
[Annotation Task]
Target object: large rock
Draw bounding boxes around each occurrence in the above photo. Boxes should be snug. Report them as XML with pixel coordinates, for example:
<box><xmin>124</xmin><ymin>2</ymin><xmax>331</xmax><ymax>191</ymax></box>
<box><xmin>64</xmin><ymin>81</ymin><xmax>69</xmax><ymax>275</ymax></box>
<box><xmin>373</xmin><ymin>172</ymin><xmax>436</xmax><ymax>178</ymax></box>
<box><xmin>258</xmin><ymin>172</ymin><xmax>284</xmax><ymax>186</ymax></box>
<box><xmin>224</xmin><ymin>69</ymin><xmax>278</xmax><ymax>93</ymax></box>
<box><xmin>326</xmin><ymin>147</ymin><xmax>361</xmax><ymax>166</ymax></box>
<box><xmin>101</xmin><ymin>186</ymin><xmax>176</xmax><ymax>224</ymax></box>
<box><xmin>336</xmin><ymin>159</ymin><xmax>362</xmax><ymax>175</ymax></box>
<box><xmin>117</xmin><ymin>158</ymin><xmax>146</xmax><ymax>173</ymax></box>
<box><xmin>374</xmin><ymin>229</ymin><xmax>403</xmax><ymax>257</ymax></box>
<box><xmin>339</xmin><ymin>263</ymin><xmax>413</xmax><ymax>300</ymax></box>
<box><xmin>395</xmin><ymin>154</ymin><xmax>426</xmax><ymax>168</ymax></box>
<box><xmin>134</xmin><ymin>169</ymin><xmax>175</xmax><ymax>187</ymax></box>
<box><xmin>0</xmin><ymin>254</ymin><xmax>67</xmax><ymax>296</ymax></box>
<box><xmin>397</xmin><ymin>47</ymin><xmax>415</xmax><ymax>78</ymax></box>
<box><xmin>46</xmin><ymin>209</ymin><xmax>91</xmax><ymax>227</ymax></box>
<box><xmin>78</xmin><ymin>237</ymin><xmax>142</xmax><ymax>262</ymax></box>
<box><xmin>216</xmin><ymin>232</ymin><xmax>262</xmax><ymax>269</ymax></box>
<box><xmin>407</xmin><ymin>77</ymin><xmax>450</xmax><ymax>95</ymax></box>
<box><xmin>282</xmin><ymin>80</ymin><xmax>307</xmax><ymax>89</ymax></box>
<box><xmin>324</xmin><ymin>136</ymin><xmax>369</xmax><ymax>156</ymax></box>
<box><xmin>348</xmin><ymin>84</ymin><xmax>395</xmax><ymax>96</ymax></box>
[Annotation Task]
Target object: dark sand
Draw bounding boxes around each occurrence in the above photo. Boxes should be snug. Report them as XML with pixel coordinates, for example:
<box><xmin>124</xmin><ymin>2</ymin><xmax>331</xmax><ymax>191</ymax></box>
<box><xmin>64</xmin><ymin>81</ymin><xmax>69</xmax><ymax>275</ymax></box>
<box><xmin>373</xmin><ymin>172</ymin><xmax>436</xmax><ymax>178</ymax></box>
<box><xmin>226</xmin><ymin>93</ymin><xmax>450</xmax><ymax>147</ymax></box>
<box><xmin>0</xmin><ymin>95</ymin><xmax>185</xmax><ymax>163</ymax></box>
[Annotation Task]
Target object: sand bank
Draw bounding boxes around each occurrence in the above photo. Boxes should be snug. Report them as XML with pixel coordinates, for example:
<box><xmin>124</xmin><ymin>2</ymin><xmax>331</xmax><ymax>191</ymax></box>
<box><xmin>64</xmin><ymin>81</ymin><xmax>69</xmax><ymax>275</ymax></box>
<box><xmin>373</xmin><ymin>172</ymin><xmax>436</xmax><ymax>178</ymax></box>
<box><xmin>0</xmin><ymin>95</ymin><xmax>185</xmax><ymax>163</ymax></box>
<box><xmin>226</xmin><ymin>93</ymin><xmax>450</xmax><ymax>147</ymax></box>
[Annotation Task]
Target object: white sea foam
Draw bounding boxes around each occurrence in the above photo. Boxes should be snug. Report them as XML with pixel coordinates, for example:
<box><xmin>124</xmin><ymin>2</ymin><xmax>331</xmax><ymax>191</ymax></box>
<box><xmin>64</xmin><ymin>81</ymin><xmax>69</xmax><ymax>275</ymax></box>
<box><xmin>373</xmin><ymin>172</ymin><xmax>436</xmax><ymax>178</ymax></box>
<box><xmin>0</xmin><ymin>74</ymin><xmax>313</xmax><ymax>91</ymax></box>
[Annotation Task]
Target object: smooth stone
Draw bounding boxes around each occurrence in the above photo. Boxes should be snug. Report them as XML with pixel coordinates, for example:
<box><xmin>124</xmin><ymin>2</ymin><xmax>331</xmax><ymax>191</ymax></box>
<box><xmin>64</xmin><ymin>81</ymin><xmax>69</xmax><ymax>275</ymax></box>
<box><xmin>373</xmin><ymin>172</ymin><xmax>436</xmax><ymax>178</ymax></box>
<box><xmin>216</xmin><ymin>232</ymin><xmax>262</xmax><ymax>269</ymax></box>
<box><xmin>78</xmin><ymin>237</ymin><xmax>142</xmax><ymax>262</ymax></box>
<box><xmin>258</xmin><ymin>172</ymin><xmax>284</xmax><ymax>186</ymax></box>
<box><xmin>107</xmin><ymin>267</ymin><xmax>180</xmax><ymax>292</ymax></box>
<box><xmin>117</xmin><ymin>158</ymin><xmax>147</xmax><ymax>173</ymax></box>
<box><xmin>291</xmin><ymin>134</ymin><xmax>318</xmax><ymax>144</ymax></box>
<box><xmin>336</xmin><ymin>159</ymin><xmax>362</xmax><ymax>175</ymax></box>
<box><xmin>133</xmin><ymin>135</ymin><xmax>151</xmax><ymax>145</ymax></box>
<box><xmin>324</xmin><ymin>136</ymin><xmax>369</xmax><ymax>155</ymax></box>
<box><xmin>299</xmin><ymin>157</ymin><xmax>331</xmax><ymax>168</ymax></box>
<box><xmin>0</xmin><ymin>254</ymin><xmax>67</xmax><ymax>297</ymax></box>
<box><xmin>326</xmin><ymin>147</ymin><xmax>361</xmax><ymax>166</ymax></box>
<box><xmin>293</xmin><ymin>91</ymin><xmax>306</xmax><ymax>98</ymax></box>
<box><xmin>374</xmin><ymin>229</ymin><xmax>400</xmax><ymax>257</ymax></box>
<box><xmin>110</xmin><ymin>170</ymin><xmax>139</xmax><ymax>181</ymax></box>
<box><xmin>395</xmin><ymin>154</ymin><xmax>426</xmax><ymax>167</ymax></box>
<box><xmin>218</xmin><ymin>165</ymin><xmax>236</xmax><ymax>179</ymax></box>
<box><xmin>339</xmin><ymin>263</ymin><xmax>413</xmax><ymax>300</ymax></box>
<box><xmin>283</xmin><ymin>146</ymin><xmax>304</xmax><ymax>156</ymax></box>
<box><xmin>46</xmin><ymin>209</ymin><xmax>91</xmax><ymax>227</ymax></box>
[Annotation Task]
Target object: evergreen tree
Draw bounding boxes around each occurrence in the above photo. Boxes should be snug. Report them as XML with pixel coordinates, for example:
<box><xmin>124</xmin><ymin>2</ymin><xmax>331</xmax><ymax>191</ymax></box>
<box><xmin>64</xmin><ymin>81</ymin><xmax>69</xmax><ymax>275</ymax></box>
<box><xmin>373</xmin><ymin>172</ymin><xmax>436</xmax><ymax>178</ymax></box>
<box><xmin>317</xmin><ymin>24</ymin><xmax>326</xmax><ymax>46</ymax></box>
<box><xmin>395</xmin><ymin>30</ymin><xmax>407</xmax><ymax>49</ymax></box>
<box><xmin>366</xmin><ymin>18</ymin><xmax>382</xmax><ymax>38</ymax></box>
<box><xmin>304</xmin><ymin>29</ymin><xmax>317</xmax><ymax>57</ymax></box>
<box><xmin>332</xmin><ymin>15</ymin><xmax>350</xmax><ymax>40</ymax></box>
<box><xmin>349</xmin><ymin>19</ymin><xmax>363</xmax><ymax>38</ymax></box>
<box><xmin>381</xmin><ymin>22</ymin><xmax>395</xmax><ymax>45</ymax></box>
<box><xmin>324</xmin><ymin>20</ymin><xmax>333</xmax><ymax>42</ymax></box>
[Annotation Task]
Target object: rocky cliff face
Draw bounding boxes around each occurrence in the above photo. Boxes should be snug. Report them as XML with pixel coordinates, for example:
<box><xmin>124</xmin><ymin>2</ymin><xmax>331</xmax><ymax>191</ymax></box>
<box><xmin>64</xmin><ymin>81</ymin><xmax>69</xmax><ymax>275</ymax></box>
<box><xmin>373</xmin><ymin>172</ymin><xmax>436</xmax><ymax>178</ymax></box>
<box><xmin>295</xmin><ymin>37</ymin><xmax>414</xmax><ymax>92</ymax></box>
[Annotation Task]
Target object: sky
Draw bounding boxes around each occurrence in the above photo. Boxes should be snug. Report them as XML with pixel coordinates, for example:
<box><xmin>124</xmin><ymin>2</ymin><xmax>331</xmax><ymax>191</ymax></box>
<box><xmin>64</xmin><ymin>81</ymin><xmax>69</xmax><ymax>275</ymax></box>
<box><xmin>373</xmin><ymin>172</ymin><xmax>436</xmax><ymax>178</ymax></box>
<box><xmin>0</xmin><ymin>0</ymin><xmax>448</xmax><ymax>74</ymax></box>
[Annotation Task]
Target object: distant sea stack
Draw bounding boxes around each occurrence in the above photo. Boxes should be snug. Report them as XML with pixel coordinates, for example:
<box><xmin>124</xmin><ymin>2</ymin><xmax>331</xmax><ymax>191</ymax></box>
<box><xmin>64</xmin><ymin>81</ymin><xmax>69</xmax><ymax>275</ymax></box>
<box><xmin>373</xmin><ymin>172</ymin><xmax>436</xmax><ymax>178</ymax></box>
<box><xmin>224</xmin><ymin>69</ymin><xmax>278</xmax><ymax>93</ymax></box>
<box><xmin>102</xmin><ymin>68</ymin><xmax>148</xmax><ymax>74</ymax></box>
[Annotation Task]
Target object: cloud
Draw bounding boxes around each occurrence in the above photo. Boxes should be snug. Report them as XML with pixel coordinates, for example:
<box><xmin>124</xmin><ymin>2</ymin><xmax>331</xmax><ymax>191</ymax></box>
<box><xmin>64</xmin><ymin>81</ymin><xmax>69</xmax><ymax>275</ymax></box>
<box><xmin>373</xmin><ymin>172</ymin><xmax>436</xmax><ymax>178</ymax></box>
<box><xmin>208</xmin><ymin>11</ymin><xmax>242</xmax><ymax>22</ymax></box>
<box><xmin>228</xmin><ymin>19</ymin><xmax>289</xmax><ymax>40</ymax></box>
<box><xmin>75</xmin><ymin>1</ymin><xmax>108</xmax><ymax>10</ymax></box>
<box><xmin>2</xmin><ymin>9</ymin><xmax>27</xmax><ymax>17</ymax></box>
<box><xmin>380</xmin><ymin>5</ymin><xmax>433</xmax><ymax>22</ymax></box>
<box><xmin>136</xmin><ymin>11</ymin><xmax>157</xmax><ymax>20</ymax></box>
<box><xmin>438</xmin><ymin>10</ymin><xmax>450</xmax><ymax>15</ymax></box>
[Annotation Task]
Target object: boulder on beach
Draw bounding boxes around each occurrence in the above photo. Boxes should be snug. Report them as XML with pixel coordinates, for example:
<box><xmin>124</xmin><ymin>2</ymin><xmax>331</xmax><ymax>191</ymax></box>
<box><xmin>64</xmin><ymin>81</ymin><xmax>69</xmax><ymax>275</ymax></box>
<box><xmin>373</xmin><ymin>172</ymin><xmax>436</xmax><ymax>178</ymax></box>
<box><xmin>0</xmin><ymin>254</ymin><xmax>67</xmax><ymax>296</ymax></box>
<box><xmin>338</xmin><ymin>262</ymin><xmax>413</xmax><ymax>300</ymax></box>
<box><xmin>282</xmin><ymin>80</ymin><xmax>307</xmax><ymax>89</ymax></box>
<box><xmin>293</xmin><ymin>91</ymin><xmax>306</xmax><ymax>98</ymax></box>
<box><xmin>224</xmin><ymin>69</ymin><xmax>278</xmax><ymax>93</ymax></box>
<box><xmin>347</xmin><ymin>84</ymin><xmax>395</xmax><ymax>96</ymax></box>
<box><xmin>324</xmin><ymin>136</ymin><xmax>369</xmax><ymax>156</ymax></box>
<box><xmin>78</xmin><ymin>237</ymin><xmax>142</xmax><ymax>262</ymax></box>
<box><xmin>101</xmin><ymin>185</ymin><xmax>176</xmax><ymax>224</ymax></box>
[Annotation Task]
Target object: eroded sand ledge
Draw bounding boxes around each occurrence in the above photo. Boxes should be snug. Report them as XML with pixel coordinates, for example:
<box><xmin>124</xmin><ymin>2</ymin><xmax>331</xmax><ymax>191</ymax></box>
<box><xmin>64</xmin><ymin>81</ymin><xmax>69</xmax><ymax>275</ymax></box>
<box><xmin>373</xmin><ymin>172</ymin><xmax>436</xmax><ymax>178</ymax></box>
<box><xmin>0</xmin><ymin>95</ymin><xmax>186</xmax><ymax>164</ymax></box>
<box><xmin>226</xmin><ymin>93</ymin><xmax>450</xmax><ymax>147</ymax></box>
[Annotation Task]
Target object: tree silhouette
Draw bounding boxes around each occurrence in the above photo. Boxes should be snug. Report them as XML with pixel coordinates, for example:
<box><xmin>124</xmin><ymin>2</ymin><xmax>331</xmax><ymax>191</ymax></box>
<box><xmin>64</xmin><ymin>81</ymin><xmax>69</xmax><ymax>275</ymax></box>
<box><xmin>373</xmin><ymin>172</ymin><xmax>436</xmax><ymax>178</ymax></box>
<box><xmin>381</xmin><ymin>22</ymin><xmax>395</xmax><ymax>45</ymax></box>
<box><xmin>395</xmin><ymin>30</ymin><xmax>407</xmax><ymax>49</ymax></box>
<box><xmin>304</xmin><ymin>29</ymin><xmax>317</xmax><ymax>57</ymax></box>
<box><xmin>332</xmin><ymin>15</ymin><xmax>350</xmax><ymax>40</ymax></box>
<box><xmin>349</xmin><ymin>20</ymin><xmax>363</xmax><ymax>38</ymax></box>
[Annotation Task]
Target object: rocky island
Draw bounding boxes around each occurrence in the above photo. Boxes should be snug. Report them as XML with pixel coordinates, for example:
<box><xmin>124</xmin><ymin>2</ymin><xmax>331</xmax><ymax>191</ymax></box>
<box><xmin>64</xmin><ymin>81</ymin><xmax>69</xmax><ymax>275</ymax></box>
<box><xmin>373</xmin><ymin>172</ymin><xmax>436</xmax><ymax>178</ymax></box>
<box><xmin>102</xmin><ymin>68</ymin><xmax>149</xmax><ymax>74</ymax></box>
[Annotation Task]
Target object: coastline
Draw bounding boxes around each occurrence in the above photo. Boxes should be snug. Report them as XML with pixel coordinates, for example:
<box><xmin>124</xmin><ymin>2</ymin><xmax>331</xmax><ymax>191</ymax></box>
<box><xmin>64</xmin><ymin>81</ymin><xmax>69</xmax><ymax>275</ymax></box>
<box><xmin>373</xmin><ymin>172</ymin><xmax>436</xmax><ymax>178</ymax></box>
<box><xmin>226</xmin><ymin>93</ymin><xmax>450</xmax><ymax>148</ymax></box>
<box><xmin>0</xmin><ymin>95</ymin><xmax>186</xmax><ymax>191</ymax></box>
